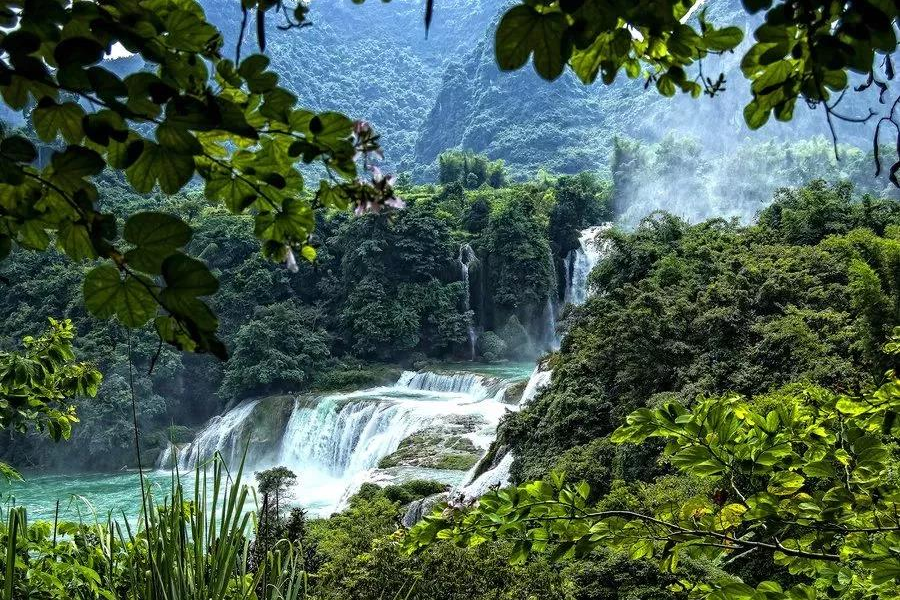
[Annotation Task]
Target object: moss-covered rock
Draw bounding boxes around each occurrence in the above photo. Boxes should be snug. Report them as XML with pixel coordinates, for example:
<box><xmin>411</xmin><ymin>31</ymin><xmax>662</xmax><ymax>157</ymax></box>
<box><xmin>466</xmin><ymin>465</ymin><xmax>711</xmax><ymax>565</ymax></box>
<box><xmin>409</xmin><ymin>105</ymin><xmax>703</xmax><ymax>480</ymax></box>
<box><xmin>378</xmin><ymin>418</ymin><xmax>484</xmax><ymax>471</ymax></box>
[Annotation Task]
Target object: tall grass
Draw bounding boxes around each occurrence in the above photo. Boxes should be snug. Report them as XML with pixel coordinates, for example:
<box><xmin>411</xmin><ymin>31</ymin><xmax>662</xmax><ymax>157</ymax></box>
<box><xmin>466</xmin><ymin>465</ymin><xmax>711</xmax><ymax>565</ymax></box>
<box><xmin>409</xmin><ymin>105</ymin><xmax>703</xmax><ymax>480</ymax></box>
<box><xmin>0</xmin><ymin>454</ymin><xmax>306</xmax><ymax>600</ymax></box>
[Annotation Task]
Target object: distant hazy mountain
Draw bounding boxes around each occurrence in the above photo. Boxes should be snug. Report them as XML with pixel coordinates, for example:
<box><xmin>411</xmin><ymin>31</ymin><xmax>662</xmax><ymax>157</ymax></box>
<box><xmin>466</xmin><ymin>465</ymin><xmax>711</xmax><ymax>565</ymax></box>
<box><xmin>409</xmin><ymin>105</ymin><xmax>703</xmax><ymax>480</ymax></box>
<box><xmin>207</xmin><ymin>0</ymin><xmax>879</xmax><ymax>184</ymax></box>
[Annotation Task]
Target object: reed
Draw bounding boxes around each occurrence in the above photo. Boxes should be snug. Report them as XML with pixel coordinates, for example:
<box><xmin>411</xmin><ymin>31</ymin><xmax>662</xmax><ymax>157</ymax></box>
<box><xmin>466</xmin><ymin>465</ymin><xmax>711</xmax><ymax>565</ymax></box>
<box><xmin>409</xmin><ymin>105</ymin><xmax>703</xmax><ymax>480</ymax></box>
<box><xmin>0</xmin><ymin>454</ymin><xmax>306</xmax><ymax>600</ymax></box>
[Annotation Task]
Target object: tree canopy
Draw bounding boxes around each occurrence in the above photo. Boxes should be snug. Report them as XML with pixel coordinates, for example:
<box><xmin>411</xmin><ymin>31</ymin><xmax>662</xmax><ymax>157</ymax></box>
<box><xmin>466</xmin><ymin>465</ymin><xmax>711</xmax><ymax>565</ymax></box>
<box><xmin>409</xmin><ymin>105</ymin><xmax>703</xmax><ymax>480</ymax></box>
<box><xmin>0</xmin><ymin>0</ymin><xmax>401</xmax><ymax>359</ymax></box>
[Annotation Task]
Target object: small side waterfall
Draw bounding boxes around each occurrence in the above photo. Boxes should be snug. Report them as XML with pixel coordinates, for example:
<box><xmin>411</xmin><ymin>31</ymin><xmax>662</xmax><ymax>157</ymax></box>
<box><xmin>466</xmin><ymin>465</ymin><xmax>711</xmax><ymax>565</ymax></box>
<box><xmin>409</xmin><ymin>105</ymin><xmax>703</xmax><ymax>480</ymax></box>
<box><xmin>453</xmin><ymin>365</ymin><xmax>552</xmax><ymax>505</ymax></box>
<box><xmin>458</xmin><ymin>244</ymin><xmax>478</xmax><ymax>360</ymax></box>
<box><xmin>564</xmin><ymin>224</ymin><xmax>611</xmax><ymax>305</ymax></box>
<box><xmin>459</xmin><ymin>452</ymin><xmax>514</xmax><ymax>500</ymax></box>
<box><xmin>520</xmin><ymin>366</ymin><xmax>552</xmax><ymax>405</ymax></box>
<box><xmin>161</xmin><ymin>400</ymin><xmax>261</xmax><ymax>471</ymax></box>
<box><xmin>541</xmin><ymin>246</ymin><xmax>561</xmax><ymax>350</ymax></box>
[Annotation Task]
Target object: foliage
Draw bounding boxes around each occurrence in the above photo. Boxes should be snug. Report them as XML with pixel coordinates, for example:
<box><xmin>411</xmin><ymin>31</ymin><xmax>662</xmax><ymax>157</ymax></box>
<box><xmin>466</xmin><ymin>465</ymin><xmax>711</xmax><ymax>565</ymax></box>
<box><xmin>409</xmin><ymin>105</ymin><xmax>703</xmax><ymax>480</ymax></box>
<box><xmin>219</xmin><ymin>300</ymin><xmax>331</xmax><ymax>401</ymax></box>
<box><xmin>0</xmin><ymin>318</ymin><xmax>100</xmax><ymax>479</ymax></box>
<box><xmin>0</xmin><ymin>455</ymin><xmax>305</xmax><ymax>600</ymax></box>
<box><xmin>492</xmin><ymin>0</ymin><xmax>898</xmax><ymax>164</ymax></box>
<box><xmin>548</xmin><ymin>172</ymin><xmax>612</xmax><ymax>255</ymax></box>
<box><xmin>476</xmin><ymin>330</ymin><xmax>507</xmax><ymax>363</ymax></box>
<box><xmin>0</xmin><ymin>0</ymin><xmax>403</xmax><ymax>359</ymax></box>
<box><xmin>308</xmin><ymin>482</ymin><xmax>569</xmax><ymax>600</ymax></box>
<box><xmin>407</xmin><ymin>330</ymin><xmax>900</xmax><ymax>599</ymax></box>
<box><xmin>438</xmin><ymin>150</ymin><xmax>507</xmax><ymax>188</ymax></box>
<box><xmin>503</xmin><ymin>181</ymin><xmax>900</xmax><ymax>485</ymax></box>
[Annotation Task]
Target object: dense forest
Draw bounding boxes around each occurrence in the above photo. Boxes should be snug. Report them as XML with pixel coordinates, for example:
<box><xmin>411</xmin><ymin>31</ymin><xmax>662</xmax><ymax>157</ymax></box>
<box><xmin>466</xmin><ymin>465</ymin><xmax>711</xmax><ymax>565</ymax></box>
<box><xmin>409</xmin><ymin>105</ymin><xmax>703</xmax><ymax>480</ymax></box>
<box><xmin>2</xmin><ymin>0</ymin><xmax>900</xmax><ymax>599</ymax></box>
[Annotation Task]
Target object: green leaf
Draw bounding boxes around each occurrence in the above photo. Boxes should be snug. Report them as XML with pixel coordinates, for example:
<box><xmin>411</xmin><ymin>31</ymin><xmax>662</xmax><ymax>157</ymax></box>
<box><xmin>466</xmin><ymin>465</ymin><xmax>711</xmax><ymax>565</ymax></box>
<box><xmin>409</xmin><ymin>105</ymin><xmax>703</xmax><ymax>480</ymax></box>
<box><xmin>161</xmin><ymin>254</ymin><xmax>218</xmax><ymax>297</ymax></box>
<box><xmin>124</xmin><ymin>212</ymin><xmax>192</xmax><ymax>249</ymax></box>
<box><xmin>258</xmin><ymin>197</ymin><xmax>314</xmax><ymax>243</ymax></box>
<box><xmin>156</xmin><ymin>122</ymin><xmax>202</xmax><ymax>155</ymax></box>
<box><xmin>33</xmin><ymin>100</ymin><xmax>86</xmax><ymax>143</ymax></box>
<box><xmin>57</xmin><ymin>221</ymin><xmax>96</xmax><ymax>261</ymax></box>
<box><xmin>317</xmin><ymin>181</ymin><xmax>350</xmax><ymax>210</ymax></box>
<box><xmin>165</xmin><ymin>9</ymin><xmax>220</xmax><ymax>52</ymax></box>
<box><xmin>309</xmin><ymin>112</ymin><xmax>354</xmax><ymax>147</ymax></box>
<box><xmin>0</xmin><ymin>135</ymin><xmax>35</xmax><ymax>163</ymax></box>
<box><xmin>123</xmin><ymin>212</ymin><xmax>192</xmax><ymax>273</ymax></box>
<box><xmin>83</xmin><ymin>265</ymin><xmax>157</xmax><ymax>327</ymax></box>
<box><xmin>743</xmin><ymin>100</ymin><xmax>770</xmax><ymax>129</ymax></box>
<box><xmin>260</xmin><ymin>88</ymin><xmax>297</xmax><ymax>124</ymax></box>
<box><xmin>48</xmin><ymin>146</ymin><xmax>104</xmax><ymax>191</ymax></box>
<box><xmin>767</xmin><ymin>471</ymin><xmax>805</xmax><ymax>496</ymax></box>
<box><xmin>205</xmin><ymin>175</ymin><xmax>258</xmax><ymax>213</ymax></box>
<box><xmin>126</xmin><ymin>141</ymin><xmax>194</xmax><ymax>193</ymax></box>
<box><xmin>53</xmin><ymin>37</ymin><xmax>104</xmax><ymax>67</ymax></box>
<box><xmin>495</xmin><ymin>5</ymin><xmax>569</xmax><ymax>80</ymax></box>
<box><xmin>704</xmin><ymin>26</ymin><xmax>744</xmax><ymax>51</ymax></box>
<box><xmin>239</xmin><ymin>54</ymin><xmax>278</xmax><ymax>93</ymax></box>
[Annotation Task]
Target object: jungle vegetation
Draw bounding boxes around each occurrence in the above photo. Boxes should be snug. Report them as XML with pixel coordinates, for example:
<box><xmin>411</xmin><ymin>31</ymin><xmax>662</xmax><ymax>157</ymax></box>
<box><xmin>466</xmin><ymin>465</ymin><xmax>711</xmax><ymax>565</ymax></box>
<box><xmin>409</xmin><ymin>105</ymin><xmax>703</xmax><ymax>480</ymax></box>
<box><xmin>0</xmin><ymin>0</ymin><xmax>900</xmax><ymax>599</ymax></box>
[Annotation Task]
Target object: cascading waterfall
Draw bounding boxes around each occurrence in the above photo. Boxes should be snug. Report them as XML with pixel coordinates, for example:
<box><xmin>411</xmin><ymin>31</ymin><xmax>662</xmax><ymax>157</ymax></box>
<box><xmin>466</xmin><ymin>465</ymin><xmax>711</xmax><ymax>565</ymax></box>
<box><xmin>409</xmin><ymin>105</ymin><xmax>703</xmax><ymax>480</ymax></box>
<box><xmin>541</xmin><ymin>246</ymin><xmax>561</xmax><ymax>350</ymax></box>
<box><xmin>520</xmin><ymin>365</ymin><xmax>552</xmax><ymax>405</ymax></box>
<box><xmin>160</xmin><ymin>400</ymin><xmax>261</xmax><ymax>471</ymax></box>
<box><xmin>458</xmin><ymin>243</ymin><xmax>478</xmax><ymax>360</ymax></box>
<box><xmin>397</xmin><ymin>370</ymin><xmax>492</xmax><ymax>397</ymax></box>
<box><xmin>454</xmin><ymin>365</ymin><xmax>552</xmax><ymax>505</ymax></box>
<box><xmin>564</xmin><ymin>224</ymin><xmax>612</xmax><ymax>305</ymax></box>
<box><xmin>459</xmin><ymin>452</ymin><xmax>514</xmax><ymax>500</ymax></box>
<box><xmin>160</xmin><ymin>369</ymin><xmax>525</xmax><ymax>514</ymax></box>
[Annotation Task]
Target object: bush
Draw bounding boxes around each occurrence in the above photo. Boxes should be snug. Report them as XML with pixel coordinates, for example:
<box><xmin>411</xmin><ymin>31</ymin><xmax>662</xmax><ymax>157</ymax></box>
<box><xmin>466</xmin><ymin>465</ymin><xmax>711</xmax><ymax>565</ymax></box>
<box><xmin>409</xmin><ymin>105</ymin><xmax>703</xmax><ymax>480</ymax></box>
<box><xmin>477</xmin><ymin>331</ymin><xmax>507</xmax><ymax>362</ymax></box>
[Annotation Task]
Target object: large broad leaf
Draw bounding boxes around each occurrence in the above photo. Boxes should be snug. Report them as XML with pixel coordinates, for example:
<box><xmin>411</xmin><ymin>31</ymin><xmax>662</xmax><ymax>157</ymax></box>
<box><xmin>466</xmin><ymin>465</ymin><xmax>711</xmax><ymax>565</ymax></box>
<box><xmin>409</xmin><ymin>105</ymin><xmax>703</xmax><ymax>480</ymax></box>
<box><xmin>123</xmin><ymin>211</ymin><xmax>192</xmax><ymax>273</ymax></box>
<box><xmin>703</xmin><ymin>26</ymin><xmax>744</xmax><ymax>52</ymax></box>
<box><xmin>239</xmin><ymin>54</ymin><xmax>278</xmax><ymax>93</ymax></box>
<box><xmin>161</xmin><ymin>254</ymin><xmax>218</xmax><ymax>297</ymax></box>
<box><xmin>0</xmin><ymin>135</ymin><xmax>36</xmax><ymax>163</ymax></box>
<box><xmin>767</xmin><ymin>471</ymin><xmax>805</xmax><ymax>495</ymax></box>
<box><xmin>165</xmin><ymin>9</ymin><xmax>220</xmax><ymax>52</ymax></box>
<box><xmin>48</xmin><ymin>146</ymin><xmax>104</xmax><ymax>192</ymax></box>
<box><xmin>83</xmin><ymin>265</ymin><xmax>157</xmax><ymax>327</ymax></box>
<box><xmin>495</xmin><ymin>5</ymin><xmax>569</xmax><ymax>80</ymax></box>
<box><xmin>33</xmin><ymin>100</ymin><xmax>86</xmax><ymax>143</ymax></box>
<box><xmin>126</xmin><ymin>141</ymin><xmax>194</xmax><ymax>193</ymax></box>
<box><xmin>205</xmin><ymin>175</ymin><xmax>257</xmax><ymax>213</ymax></box>
<box><xmin>124</xmin><ymin>212</ymin><xmax>192</xmax><ymax>250</ymax></box>
<box><xmin>257</xmin><ymin>197</ymin><xmax>314</xmax><ymax>243</ymax></box>
<box><xmin>57</xmin><ymin>221</ymin><xmax>96</xmax><ymax>261</ymax></box>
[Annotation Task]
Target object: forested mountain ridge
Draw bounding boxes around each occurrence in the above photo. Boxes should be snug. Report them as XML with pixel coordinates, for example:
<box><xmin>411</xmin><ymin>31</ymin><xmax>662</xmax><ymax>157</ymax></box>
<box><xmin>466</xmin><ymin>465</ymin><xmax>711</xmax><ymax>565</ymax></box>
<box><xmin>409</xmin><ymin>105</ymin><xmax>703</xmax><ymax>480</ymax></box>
<box><xmin>175</xmin><ymin>0</ymin><xmax>884</xmax><ymax>184</ymax></box>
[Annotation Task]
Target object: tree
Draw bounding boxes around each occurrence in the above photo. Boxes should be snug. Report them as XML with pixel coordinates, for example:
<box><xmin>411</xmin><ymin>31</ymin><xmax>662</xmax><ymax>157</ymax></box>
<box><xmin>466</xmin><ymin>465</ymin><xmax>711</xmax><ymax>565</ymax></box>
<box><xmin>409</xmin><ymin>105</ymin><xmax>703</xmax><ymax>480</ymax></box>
<box><xmin>0</xmin><ymin>0</ymin><xmax>402</xmax><ymax>359</ymax></box>
<box><xmin>407</xmin><ymin>329</ymin><xmax>900</xmax><ymax>600</ymax></box>
<box><xmin>219</xmin><ymin>300</ymin><xmax>331</xmax><ymax>401</ymax></box>
<box><xmin>492</xmin><ymin>0</ymin><xmax>900</xmax><ymax>178</ymax></box>
<box><xmin>0</xmin><ymin>318</ymin><xmax>101</xmax><ymax>478</ymax></box>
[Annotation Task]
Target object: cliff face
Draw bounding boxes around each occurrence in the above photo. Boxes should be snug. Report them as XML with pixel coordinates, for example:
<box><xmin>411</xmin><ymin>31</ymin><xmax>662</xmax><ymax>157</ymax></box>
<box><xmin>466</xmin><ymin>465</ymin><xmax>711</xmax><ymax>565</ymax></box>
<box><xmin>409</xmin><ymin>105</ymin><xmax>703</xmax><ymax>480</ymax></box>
<box><xmin>163</xmin><ymin>1</ymin><xmax>879</xmax><ymax>181</ymax></box>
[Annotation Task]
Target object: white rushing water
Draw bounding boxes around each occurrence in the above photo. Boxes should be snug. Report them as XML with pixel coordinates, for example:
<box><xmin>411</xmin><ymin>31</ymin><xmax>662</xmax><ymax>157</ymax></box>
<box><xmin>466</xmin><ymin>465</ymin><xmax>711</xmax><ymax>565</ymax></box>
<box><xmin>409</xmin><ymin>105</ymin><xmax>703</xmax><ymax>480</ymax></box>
<box><xmin>160</xmin><ymin>370</ymin><xmax>521</xmax><ymax>515</ymax></box>
<box><xmin>455</xmin><ymin>364</ymin><xmax>552</xmax><ymax>503</ymax></box>
<box><xmin>565</xmin><ymin>224</ymin><xmax>612</xmax><ymax>305</ymax></box>
<box><xmin>160</xmin><ymin>400</ymin><xmax>262</xmax><ymax>472</ymax></box>
<box><xmin>458</xmin><ymin>244</ymin><xmax>478</xmax><ymax>360</ymax></box>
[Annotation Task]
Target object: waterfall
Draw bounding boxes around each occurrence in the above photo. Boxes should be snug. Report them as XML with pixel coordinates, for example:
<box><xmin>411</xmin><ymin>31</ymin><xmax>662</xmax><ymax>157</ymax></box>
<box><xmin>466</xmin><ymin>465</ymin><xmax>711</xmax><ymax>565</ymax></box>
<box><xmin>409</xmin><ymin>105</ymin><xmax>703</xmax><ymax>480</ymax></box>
<box><xmin>520</xmin><ymin>366</ymin><xmax>552</xmax><ymax>404</ymax></box>
<box><xmin>396</xmin><ymin>370</ymin><xmax>492</xmax><ymax>397</ymax></box>
<box><xmin>458</xmin><ymin>244</ymin><xmax>478</xmax><ymax>360</ymax></box>
<box><xmin>459</xmin><ymin>452</ymin><xmax>514</xmax><ymax>500</ymax></box>
<box><xmin>162</xmin><ymin>369</ymin><xmax>527</xmax><ymax>515</ymax></box>
<box><xmin>541</xmin><ymin>246</ymin><xmax>561</xmax><ymax>350</ymax></box>
<box><xmin>454</xmin><ymin>365</ymin><xmax>553</xmax><ymax>504</ymax></box>
<box><xmin>402</xmin><ymin>492</ymin><xmax>449</xmax><ymax>527</ymax></box>
<box><xmin>162</xmin><ymin>400</ymin><xmax>261</xmax><ymax>471</ymax></box>
<box><xmin>564</xmin><ymin>224</ymin><xmax>612</xmax><ymax>305</ymax></box>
